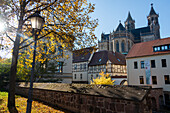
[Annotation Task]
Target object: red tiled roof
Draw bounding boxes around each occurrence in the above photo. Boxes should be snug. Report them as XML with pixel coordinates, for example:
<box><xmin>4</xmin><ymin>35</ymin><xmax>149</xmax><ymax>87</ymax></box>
<box><xmin>126</xmin><ymin>37</ymin><xmax>170</xmax><ymax>58</ymax></box>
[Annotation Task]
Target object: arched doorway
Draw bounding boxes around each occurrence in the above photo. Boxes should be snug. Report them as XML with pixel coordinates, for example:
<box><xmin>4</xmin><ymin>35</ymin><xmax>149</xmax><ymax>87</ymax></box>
<box><xmin>151</xmin><ymin>97</ymin><xmax>157</xmax><ymax>111</ymax></box>
<box><xmin>120</xmin><ymin>80</ymin><xmax>127</xmax><ymax>85</ymax></box>
<box><xmin>159</xmin><ymin>95</ymin><xmax>164</xmax><ymax>109</ymax></box>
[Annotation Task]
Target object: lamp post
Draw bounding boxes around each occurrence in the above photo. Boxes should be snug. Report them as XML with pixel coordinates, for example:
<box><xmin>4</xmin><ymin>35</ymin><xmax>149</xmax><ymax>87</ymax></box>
<box><xmin>26</xmin><ymin>11</ymin><xmax>45</xmax><ymax>113</ymax></box>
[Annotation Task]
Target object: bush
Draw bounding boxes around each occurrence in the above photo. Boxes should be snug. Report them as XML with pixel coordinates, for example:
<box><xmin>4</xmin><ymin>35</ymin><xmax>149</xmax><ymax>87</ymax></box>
<box><xmin>91</xmin><ymin>71</ymin><xmax>115</xmax><ymax>85</ymax></box>
<box><xmin>0</xmin><ymin>63</ymin><xmax>10</xmax><ymax>89</ymax></box>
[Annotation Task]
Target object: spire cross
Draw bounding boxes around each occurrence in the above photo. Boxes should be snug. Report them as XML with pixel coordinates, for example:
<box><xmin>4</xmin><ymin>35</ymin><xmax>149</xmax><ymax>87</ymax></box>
<box><xmin>151</xmin><ymin>3</ymin><xmax>153</xmax><ymax>7</ymax></box>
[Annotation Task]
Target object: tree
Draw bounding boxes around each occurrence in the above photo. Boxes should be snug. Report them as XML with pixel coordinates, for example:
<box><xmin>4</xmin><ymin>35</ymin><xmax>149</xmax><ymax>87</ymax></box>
<box><xmin>0</xmin><ymin>0</ymin><xmax>98</xmax><ymax>112</ymax></box>
<box><xmin>91</xmin><ymin>71</ymin><xmax>115</xmax><ymax>85</ymax></box>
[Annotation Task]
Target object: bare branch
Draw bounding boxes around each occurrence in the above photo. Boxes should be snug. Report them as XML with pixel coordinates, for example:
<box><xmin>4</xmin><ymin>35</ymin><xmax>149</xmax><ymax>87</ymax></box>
<box><xmin>19</xmin><ymin>31</ymin><xmax>52</xmax><ymax>50</ymax></box>
<box><xmin>5</xmin><ymin>32</ymin><xmax>14</xmax><ymax>42</ymax></box>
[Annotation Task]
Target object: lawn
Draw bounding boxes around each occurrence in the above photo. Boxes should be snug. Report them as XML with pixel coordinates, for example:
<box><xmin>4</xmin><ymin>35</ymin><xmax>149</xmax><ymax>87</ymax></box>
<box><xmin>0</xmin><ymin>91</ymin><xmax>66</xmax><ymax>113</ymax></box>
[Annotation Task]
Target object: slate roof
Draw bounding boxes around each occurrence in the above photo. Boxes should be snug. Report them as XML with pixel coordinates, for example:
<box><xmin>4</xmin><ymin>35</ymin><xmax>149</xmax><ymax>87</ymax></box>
<box><xmin>125</xmin><ymin>12</ymin><xmax>133</xmax><ymax>22</ymax></box>
<box><xmin>73</xmin><ymin>47</ymin><xmax>94</xmax><ymax>63</ymax></box>
<box><xmin>89</xmin><ymin>50</ymin><xmax>126</xmax><ymax>66</ymax></box>
<box><xmin>19</xmin><ymin>83</ymin><xmax>151</xmax><ymax>102</ymax></box>
<box><xmin>101</xmin><ymin>33</ymin><xmax>110</xmax><ymax>41</ymax></box>
<box><xmin>115</xmin><ymin>23</ymin><xmax>126</xmax><ymax>32</ymax></box>
<box><xmin>130</xmin><ymin>26</ymin><xmax>152</xmax><ymax>42</ymax></box>
<box><xmin>126</xmin><ymin>37</ymin><xmax>170</xmax><ymax>58</ymax></box>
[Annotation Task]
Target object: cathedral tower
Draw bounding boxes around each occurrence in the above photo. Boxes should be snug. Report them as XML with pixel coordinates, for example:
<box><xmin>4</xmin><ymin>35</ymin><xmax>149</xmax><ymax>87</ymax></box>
<box><xmin>147</xmin><ymin>3</ymin><xmax>160</xmax><ymax>39</ymax></box>
<box><xmin>124</xmin><ymin>12</ymin><xmax>135</xmax><ymax>31</ymax></box>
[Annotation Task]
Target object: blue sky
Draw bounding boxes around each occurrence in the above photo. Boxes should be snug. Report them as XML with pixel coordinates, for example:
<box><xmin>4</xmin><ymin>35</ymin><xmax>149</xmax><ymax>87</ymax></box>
<box><xmin>88</xmin><ymin>0</ymin><xmax>170</xmax><ymax>40</ymax></box>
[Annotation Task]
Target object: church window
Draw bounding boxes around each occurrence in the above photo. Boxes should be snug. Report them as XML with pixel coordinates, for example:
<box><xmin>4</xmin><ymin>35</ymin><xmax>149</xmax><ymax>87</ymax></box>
<box><xmin>128</xmin><ymin>41</ymin><xmax>130</xmax><ymax>51</ymax></box>
<box><xmin>121</xmin><ymin>40</ymin><xmax>125</xmax><ymax>52</ymax></box>
<box><xmin>116</xmin><ymin>41</ymin><xmax>119</xmax><ymax>52</ymax></box>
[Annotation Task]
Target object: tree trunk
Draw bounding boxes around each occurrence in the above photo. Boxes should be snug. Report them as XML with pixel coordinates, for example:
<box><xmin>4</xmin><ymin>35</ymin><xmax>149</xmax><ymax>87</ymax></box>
<box><xmin>7</xmin><ymin>1</ymin><xmax>26</xmax><ymax>112</ymax></box>
<box><xmin>7</xmin><ymin>33</ymin><xmax>20</xmax><ymax>113</ymax></box>
<box><xmin>7</xmin><ymin>19</ymin><xmax>23</xmax><ymax>113</ymax></box>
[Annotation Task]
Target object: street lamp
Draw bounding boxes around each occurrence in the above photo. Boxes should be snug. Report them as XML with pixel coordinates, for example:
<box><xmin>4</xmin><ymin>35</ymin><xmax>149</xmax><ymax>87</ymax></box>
<box><xmin>26</xmin><ymin>11</ymin><xmax>45</xmax><ymax>113</ymax></box>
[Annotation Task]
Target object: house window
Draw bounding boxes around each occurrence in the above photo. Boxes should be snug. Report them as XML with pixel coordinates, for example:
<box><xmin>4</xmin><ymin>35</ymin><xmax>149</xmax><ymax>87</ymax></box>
<box><xmin>134</xmin><ymin>61</ymin><xmax>138</xmax><ymax>69</ymax></box>
<box><xmin>139</xmin><ymin>76</ymin><xmax>144</xmax><ymax>84</ymax></box>
<box><xmin>74</xmin><ymin>74</ymin><xmax>76</xmax><ymax>79</ymax></box>
<box><xmin>94</xmin><ymin>66</ymin><xmax>96</xmax><ymax>71</ymax></box>
<box><xmin>165</xmin><ymin>46</ymin><xmax>168</xmax><ymax>50</ymax></box>
<box><xmin>58</xmin><ymin>46</ymin><xmax>63</xmax><ymax>56</ymax></box>
<box><xmin>74</xmin><ymin>64</ymin><xmax>77</xmax><ymax>70</ymax></box>
<box><xmin>56</xmin><ymin>62</ymin><xmax>63</xmax><ymax>73</ymax></box>
<box><xmin>164</xmin><ymin>75</ymin><xmax>170</xmax><ymax>84</ymax></box>
<box><xmin>161</xmin><ymin>59</ymin><xmax>167</xmax><ymax>67</ymax></box>
<box><xmin>84</xmin><ymin>63</ymin><xmax>86</xmax><ymax>70</ymax></box>
<box><xmin>152</xmin><ymin>76</ymin><xmax>157</xmax><ymax>85</ymax></box>
<box><xmin>96</xmin><ymin>74</ymin><xmax>98</xmax><ymax>78</ymax></box>
<box><xmin>80</xmin><ymin>64</ymin><xmax>82</xmax><ymax>70</ymax></box>
<box><xmin>98</xmin><ymin>65</ymin><xmax>101</xmax><ymax>72</ymax></box>
<box><xmin>91</xmin><ymin>75</ymin><xmax>93</xmax><ymax>80</ymax></box>
<box><xmin>80</xmin><ymin>74</ymin><xmax>82</xmax><ymax>80</ymax></box>
<box><xmin>151</xmin><ymin>60</ymin><xmax>156</xmax><ymax>68</ymax></box>
<box><xmin>141</xmin><ymin>61</ymin><xmax>145</xmax><ymax>69</ymax></box>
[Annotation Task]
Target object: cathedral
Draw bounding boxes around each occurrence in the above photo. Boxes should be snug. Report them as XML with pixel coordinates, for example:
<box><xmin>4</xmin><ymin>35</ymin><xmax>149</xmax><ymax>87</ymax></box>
<box><xmin>98</xmin><ymin>4</ymin><xmax>160</xmax><ymax>54</ymax></box>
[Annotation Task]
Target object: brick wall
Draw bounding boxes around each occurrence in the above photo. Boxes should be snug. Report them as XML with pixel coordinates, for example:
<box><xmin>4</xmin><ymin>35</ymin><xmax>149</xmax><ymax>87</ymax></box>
<box><xmin>15</xmin><ymin>86</ymin><xmax>152</xmax><ymax>113</ymax></box>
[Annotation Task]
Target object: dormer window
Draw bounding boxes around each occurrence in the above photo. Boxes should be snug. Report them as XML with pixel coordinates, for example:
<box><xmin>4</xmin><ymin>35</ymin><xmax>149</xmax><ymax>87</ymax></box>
<box><xmin>165</xmin><ymin>46</ymin><xmax>168</xmax><ymax>50</ymax></box>
<box><xmin>161</xmin><ymin>46</ymin><xmax>165</xmax><ymax>50</ymax></box>
<box><xmin>153</xmin><ymin>44</ymin><xmax>170</xmax><ymax>52</ymax></box>
<box><xmin>154</xmin><ymin>47</ymin><xmax>157</xmax><ymax>52</ymax></box>
<box><xmin>157</xmin><ymin>47</ymin><xmax>160</xmax><ymax>51</ymax></box>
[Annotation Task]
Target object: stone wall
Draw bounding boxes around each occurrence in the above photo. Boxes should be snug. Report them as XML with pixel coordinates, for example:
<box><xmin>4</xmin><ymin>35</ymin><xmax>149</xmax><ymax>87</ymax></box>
<box><xmin>149</xmin><ymin>88</ymin><xmax>164</xmax><ymax>111</ymax></box>
<box><xmin>15</xmin><ymin>84</ymin><xmax>152</xmax><ymax>113</ymax></box>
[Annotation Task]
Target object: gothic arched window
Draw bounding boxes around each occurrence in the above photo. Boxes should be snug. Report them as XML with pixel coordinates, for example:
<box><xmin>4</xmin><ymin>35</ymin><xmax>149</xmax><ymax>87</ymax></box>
<box><xmin>128</xmin><ymin>41</ymin><xmax>130</xmax><ymax>51</ymax></box>
<box><xmin>116</xmin><ymin>41</ymin><xmax>119</xmax><ymax>52</ymax></box>
<box><xmin>121</xmin><ymin>40</ymin><xmax>125</xmax><ymax>52</ymax></box>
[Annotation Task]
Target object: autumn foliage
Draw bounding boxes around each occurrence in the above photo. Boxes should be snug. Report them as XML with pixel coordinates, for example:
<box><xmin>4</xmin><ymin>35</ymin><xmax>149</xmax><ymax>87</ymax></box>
<box><xmin>91</xmin><ymin>71</ymin><xmax>115</xmax><ymax>85</ymax></box>
<box><xmin>0</xmin><ymin>92</ymin><xmax>66</xmax><ymax>113</ymax></box>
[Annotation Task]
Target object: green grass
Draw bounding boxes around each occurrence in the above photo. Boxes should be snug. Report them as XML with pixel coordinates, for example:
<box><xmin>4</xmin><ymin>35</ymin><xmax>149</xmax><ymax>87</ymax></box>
<box><xmin>0</xmin><ymin>92</ymin><xmax>8</xmax><ymax>99</ymax></box>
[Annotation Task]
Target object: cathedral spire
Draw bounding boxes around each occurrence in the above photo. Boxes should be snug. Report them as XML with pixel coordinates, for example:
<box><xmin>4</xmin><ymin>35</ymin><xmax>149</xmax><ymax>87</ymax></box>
<box><xmin>149</xmin><ymin>3</ymin><xmax>157</xmax><ymax>16</ymax></box>
<box><xmin>124</xmin><ymin>11</ymin><xmax>135</xmax><ymax>30</ymax></box>
<box><xmin>125</xmin><ymin>11</ymin><xmax>133</xmax><ymax>22</ymax></box>
<box><xmin>147</xmin><ymin>3</ymin><xmax>160</xmax><ymax>39</ymax></box>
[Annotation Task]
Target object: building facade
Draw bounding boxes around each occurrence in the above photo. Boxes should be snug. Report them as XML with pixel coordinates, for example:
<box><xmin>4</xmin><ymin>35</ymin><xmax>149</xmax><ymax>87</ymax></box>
<box><xmin>98</xmin><ymin>4</ymin><xmax>160</xmax><ymax>54</ymax></box>
<box><xmin>126</xmin><ymin>37</ymin><xmax>170</xmax><ymax>107</ymax></box>
<box><xmin>36</xmin><ymin>46</ymin><xmax>73</xmax><ymax>83</ymax></box>
<box><xmin>88</xmin><ymin>50</ymin><xmax>127</xmax><ymax>84</ymax></box>
<box><xmin>72</xmin><ymin>47</ymin><xmax>94</xmax><ymax>83</ymax></box>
